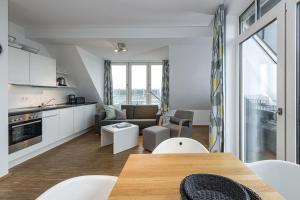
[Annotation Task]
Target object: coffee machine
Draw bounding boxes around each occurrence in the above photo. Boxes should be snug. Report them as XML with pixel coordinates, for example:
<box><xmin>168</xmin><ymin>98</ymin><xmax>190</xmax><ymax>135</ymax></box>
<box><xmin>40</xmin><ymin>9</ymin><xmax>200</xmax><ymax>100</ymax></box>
<box><xmin>68</xmin><ymin>94</ymin><xmax>76</xmax><ymax>104</ymax></box>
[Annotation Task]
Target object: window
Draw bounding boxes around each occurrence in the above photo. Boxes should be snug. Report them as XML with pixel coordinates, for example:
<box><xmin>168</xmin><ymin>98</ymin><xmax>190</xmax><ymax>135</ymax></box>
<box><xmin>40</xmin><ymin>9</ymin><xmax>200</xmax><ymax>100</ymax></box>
<box><xmin>150</xmin><ymin>64</ymin><xmax>163</xmax><ymax>105</ymax></box>
<box><xmin>240</xmin><ymin>21</ymin><xmax>278</xmax><ymax>162</ymax></box>
<box><xmin>112</xmin><ymin>64</ymin><xmax>127</xmax><ymax>106</ymax></box>
<box><xmin>239</xmin><ymin>0</ymin><xmax>281</xmax><ymax>34</ymax></box>
<box><xmin>258</xmin><ymin>0</ymin><xmax>281</xmax><ymax>18</ymax></box>
<box><xmin>111</xmin><ymin>63</ymin><xmax>163</xmax><ymax>105</ymax></box>
<box><xmin>239</xmin><ymin>2</ymin><xmax>256</xmax><ymax>33</ymax></box>
<box><xmin>131</xmin><ymin>64</ymin><xmax>147</xmax><ymax>105</ymax></box>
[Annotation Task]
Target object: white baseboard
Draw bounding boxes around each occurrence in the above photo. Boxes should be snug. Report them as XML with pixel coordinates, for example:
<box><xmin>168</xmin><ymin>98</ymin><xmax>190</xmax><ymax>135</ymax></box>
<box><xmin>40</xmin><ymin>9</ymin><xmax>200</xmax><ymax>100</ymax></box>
<box><xmin>8</xmin><ymin>128</ymin><xmax>94</xmax><ymax>168</ymax></box>
<box><xmin>192</xmin><ymin>110</ymin><xmax>210</xmax><ymax>126</ymax></box>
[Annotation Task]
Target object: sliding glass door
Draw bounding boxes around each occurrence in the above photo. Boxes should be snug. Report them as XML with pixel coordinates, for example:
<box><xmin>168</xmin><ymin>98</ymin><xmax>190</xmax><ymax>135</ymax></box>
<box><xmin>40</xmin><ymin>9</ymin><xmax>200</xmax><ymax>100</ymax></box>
<box><xmin>239</xmin><ymin>2</ymin><xmax>286</xmax><ymax>162</ymax></box>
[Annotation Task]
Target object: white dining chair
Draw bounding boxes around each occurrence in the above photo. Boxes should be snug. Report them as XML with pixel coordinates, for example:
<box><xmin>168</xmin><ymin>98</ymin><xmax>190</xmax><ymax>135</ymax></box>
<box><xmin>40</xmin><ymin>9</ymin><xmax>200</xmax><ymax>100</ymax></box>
<box><xmin>36</xmin><ymin>175</ymin><xmax>118</xmax><ymax>200</ymax></box>
<box><xmin>152</xmin><ymin>137</ymin><xmax>209</xmax><ymax>154</ymax></box>
<box><xmin>247</xmin><ymin>160</ymin><xmax>300</xmax><ymax>200</ymax></box>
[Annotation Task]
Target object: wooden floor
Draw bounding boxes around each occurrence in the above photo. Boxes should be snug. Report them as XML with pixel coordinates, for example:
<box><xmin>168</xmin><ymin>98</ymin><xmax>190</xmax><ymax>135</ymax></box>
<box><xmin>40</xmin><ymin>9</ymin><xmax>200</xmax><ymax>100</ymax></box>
<box><xmin>0</xmin><ymin>126</ymin><xmax>208</xmax><ymax>200</ymax></box>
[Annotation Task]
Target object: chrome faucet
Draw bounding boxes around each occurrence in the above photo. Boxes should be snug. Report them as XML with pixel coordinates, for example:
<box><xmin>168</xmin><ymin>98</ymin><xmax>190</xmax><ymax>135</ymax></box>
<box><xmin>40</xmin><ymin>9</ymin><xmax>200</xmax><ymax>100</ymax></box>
<box><xmin>40</xmin><ymin>98</ymin><xmax>56</xmax><ymax>107</ymax></box>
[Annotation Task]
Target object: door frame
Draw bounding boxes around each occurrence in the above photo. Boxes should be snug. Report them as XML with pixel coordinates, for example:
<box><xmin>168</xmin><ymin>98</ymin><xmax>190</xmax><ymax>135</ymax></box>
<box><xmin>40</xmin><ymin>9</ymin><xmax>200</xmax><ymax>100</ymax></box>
<box><xmin>238</xmin><ymin>2</ymin><xmax>286</xmax><ymax>161</ymax></box>
<box><xmin>286</xmin><ymin>0</ymin><xmax>300</xmax><ymax>163</ymax></box>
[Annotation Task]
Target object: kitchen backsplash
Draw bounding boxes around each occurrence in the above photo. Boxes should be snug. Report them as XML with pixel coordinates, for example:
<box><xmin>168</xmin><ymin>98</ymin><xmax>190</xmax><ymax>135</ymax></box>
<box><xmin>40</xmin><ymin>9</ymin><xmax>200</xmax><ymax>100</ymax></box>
<box><xmin>8</xmin><ymin>85</ymin><xmax>76</xmax><ymax>109</ymax></box>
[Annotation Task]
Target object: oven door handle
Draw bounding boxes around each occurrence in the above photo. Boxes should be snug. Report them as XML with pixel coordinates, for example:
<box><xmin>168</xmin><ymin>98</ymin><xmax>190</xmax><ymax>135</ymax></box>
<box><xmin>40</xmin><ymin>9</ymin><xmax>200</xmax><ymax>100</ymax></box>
<box><xmin>11</xmin><ymin>120</ymin><xmax>42</xmax><ymax>129</ymax></box>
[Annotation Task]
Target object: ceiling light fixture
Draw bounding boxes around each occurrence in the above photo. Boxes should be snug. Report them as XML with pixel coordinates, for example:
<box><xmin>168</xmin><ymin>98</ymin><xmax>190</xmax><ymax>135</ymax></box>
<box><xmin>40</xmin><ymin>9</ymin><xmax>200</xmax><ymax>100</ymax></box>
<box><xmin>114</xmin><ymin>42</ymin><xmax>128</xmax><ymax>53</ymax></box>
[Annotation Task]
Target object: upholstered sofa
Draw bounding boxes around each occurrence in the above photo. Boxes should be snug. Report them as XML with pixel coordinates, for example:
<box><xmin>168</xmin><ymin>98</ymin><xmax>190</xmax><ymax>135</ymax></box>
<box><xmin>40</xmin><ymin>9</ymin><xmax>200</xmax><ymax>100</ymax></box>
<box><xmin>95</xmin><ymin>105</ymin><xmax>161</xmax><ymax>133</ymax></box>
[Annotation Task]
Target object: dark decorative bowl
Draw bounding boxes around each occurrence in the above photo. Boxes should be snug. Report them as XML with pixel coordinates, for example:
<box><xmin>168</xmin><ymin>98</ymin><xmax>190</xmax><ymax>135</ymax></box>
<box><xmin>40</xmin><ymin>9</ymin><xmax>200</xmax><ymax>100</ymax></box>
<box><xmin>180</xmin><ymin>174</ymin><xmax>262</xmax><ymax>200</ymax></box>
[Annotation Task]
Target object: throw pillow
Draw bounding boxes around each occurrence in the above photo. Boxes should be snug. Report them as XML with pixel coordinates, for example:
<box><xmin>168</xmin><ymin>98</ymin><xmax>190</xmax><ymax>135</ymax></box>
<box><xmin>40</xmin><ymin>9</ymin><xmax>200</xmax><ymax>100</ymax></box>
<box><xmin>104</xmin><ymin>105</ymin><xmax>116</xmax><ymax>120</ymax></box>
<box><xmin>115</xmin><ymin>109</ymin><xmax>127</xmax><ymax>120</ymax></box>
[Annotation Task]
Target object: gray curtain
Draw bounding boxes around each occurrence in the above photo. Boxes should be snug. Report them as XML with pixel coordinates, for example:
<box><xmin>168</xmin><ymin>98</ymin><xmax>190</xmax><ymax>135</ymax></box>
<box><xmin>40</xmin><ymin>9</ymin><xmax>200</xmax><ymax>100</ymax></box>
<box><xmin>104</xmin><ymin>60</ymin><xmax>113</xmax><ymax>105</ymax></box>
<box><xmin>161</xmin><ymin>60</ymin><xmax>169</xmax><ymax>112</ymax></box>
<box><xmin>209</xmin><ymin>5</ymin><xmax>225</xmax><ymax>152</ymax></box>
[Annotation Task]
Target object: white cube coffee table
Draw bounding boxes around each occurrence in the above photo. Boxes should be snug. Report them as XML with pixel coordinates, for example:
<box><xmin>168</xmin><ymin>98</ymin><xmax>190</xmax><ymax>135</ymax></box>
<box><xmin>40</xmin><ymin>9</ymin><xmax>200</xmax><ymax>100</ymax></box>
<box><xmin>100</xmin><ymin>124</ymin><xmax>139</xmax><ymax>154</ymax></box>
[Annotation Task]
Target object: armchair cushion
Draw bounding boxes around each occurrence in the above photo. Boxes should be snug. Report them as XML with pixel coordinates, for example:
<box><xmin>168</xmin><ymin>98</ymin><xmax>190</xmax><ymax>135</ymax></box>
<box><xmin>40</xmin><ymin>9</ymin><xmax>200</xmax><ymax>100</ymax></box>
<box><xmin>169</xmin><ymin>116</ymin><xmax>190</xmax><ymax>126</ymax></box>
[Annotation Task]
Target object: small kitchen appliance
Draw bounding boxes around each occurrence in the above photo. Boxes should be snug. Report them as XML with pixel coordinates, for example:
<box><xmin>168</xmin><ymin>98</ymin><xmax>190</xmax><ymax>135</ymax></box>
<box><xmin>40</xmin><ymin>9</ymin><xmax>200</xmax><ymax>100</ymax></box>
<box><xmin>75</xmin><ymin>97</ymin><xmax>86</xmax><ymax>104</ymax></box>
<box><xmin>68</xmin><ymin>94</ymin><xmax>76</xmax><ymax>104</ymax></box>
<box><xmin>57</xmin><ymin>77</ymin><xmax>67</xmax><ymax>86</ymax></box>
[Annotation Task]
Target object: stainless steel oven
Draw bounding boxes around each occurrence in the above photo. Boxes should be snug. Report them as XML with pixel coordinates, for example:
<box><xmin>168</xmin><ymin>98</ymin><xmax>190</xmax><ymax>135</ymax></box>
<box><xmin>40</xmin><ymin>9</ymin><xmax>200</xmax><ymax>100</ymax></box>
<box><xmin>9</xmin><ymin>112</ymin><xmax>42</xmax><ymax>154</ymax></box>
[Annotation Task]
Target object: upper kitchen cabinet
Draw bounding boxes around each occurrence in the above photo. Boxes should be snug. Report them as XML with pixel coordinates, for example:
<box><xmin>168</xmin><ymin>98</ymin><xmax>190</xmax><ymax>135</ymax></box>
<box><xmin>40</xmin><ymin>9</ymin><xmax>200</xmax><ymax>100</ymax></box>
<box><xmin>30</xmin><ymin>53</ymin><xmax>56</xmax><ymax>87</ymax></box>
<box><xmin>8</xmin><ymin>47</ymin><xmax>30</xmax><ymax>85</ymax></box>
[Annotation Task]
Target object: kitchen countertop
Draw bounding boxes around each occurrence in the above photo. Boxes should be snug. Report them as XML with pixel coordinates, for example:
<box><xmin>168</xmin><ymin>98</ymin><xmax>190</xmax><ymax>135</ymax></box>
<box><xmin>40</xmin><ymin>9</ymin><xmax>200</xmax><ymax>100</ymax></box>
<box><xmin>9</xmin><ymin>102</ymin><xmax>97</xmax><ymax>116</ymax></box>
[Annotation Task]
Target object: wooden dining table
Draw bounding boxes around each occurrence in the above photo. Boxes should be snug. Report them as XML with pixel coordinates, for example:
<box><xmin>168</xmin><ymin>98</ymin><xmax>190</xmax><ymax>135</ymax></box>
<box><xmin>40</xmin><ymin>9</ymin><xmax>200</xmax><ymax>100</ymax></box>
<box><xmin>109</xmin><ymin>153</ymin><xmax>284</xmax><ymax>200</ymax></box>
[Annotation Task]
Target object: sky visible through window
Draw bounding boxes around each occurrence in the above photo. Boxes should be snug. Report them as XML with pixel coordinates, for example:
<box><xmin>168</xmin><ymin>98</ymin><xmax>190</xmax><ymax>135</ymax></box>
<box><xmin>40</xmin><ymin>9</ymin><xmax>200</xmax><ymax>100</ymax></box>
<box><xmin>111</xmin><ymin>64</ymin><xmax>162</xmax><ymax>105</ymax></box>
<box><xmin>112</xmin><ymin>65</ymin><xmax>126</xmax><ymax>89</ymax></box>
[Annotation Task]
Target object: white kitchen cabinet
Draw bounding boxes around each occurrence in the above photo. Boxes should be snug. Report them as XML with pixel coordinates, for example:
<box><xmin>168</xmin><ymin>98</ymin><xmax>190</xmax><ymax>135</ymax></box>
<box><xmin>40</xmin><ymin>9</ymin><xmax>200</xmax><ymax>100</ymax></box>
<box><xmin>59</xmin><ymin>107</ymin><xmax>74</xmax><ymax>139</ymax></box>
<box><xmin>74</xmin><ymin>106</ymin><xmax>84</xmax><ymax>133</ymax></box>
<box><xmin>30</xmin><ymin>53</ymin><xmax>56</xmax><ymax>87</ymax></box>
<box><xmin>8</xmin><ymin>47</ymin><xmax>30</xmax><ymax>85</ymax></box>
<box><xmin>86</xmin><ymin>104</ymin><xmax>96</xmax><ymax>127</ymax></box>
<box><xmin>74</xmin><ymin>104</ymin><xmax>96</xmax><ymax>133</ymax></box>
<box><xmin>10</xmin><ymin>104</ymin><xmax>97</xmax><ymax>168</ymax></box>
<box><xmin>42</xmin><ymin>110</ymin><xmax>59</xmax><ymax>146</ymax></box>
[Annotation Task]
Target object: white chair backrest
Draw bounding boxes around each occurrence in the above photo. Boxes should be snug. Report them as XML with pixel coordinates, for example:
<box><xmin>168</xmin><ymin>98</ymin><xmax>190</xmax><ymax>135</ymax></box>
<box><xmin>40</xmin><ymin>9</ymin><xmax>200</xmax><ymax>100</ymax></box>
<box><xmin>36</xmin><ymin>175</ymin><xmax>117</xmax><ymax>200</ymax></box>
<box><xmin>152</xmin><ymin>137</ymin><xmax>209</xmax><ymax>154</ymax></box>
<box><xmin>247</xmin><ymin>160</ymin><xmax>300</xmax><ymax>200</ymax></box>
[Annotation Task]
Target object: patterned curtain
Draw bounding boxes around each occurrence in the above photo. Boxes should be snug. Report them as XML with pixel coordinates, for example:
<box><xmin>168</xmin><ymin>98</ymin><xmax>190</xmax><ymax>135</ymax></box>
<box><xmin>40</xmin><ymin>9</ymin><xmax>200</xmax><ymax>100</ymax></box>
<box><xmin>209</xmin><ymin>5</ymin><xmax>225</xmax><ymax>152</ymax></box>
<box><xmin>104</xmin><ymin>60</ymin><xmax>113</xmax><ymax>105</ymax></box>
<box><xmin>161</xmin><ymin>60</ymin><xmax>170</xmax><ymax>112</ymax></box>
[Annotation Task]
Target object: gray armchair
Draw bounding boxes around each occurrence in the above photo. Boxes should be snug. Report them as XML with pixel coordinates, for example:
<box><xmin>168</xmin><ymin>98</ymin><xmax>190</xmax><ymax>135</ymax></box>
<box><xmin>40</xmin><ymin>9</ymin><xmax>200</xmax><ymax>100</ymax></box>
<box><xmin>160</xmin><ymin>110</ymin><xmax>194</xmax><ymax>138</ymax></box>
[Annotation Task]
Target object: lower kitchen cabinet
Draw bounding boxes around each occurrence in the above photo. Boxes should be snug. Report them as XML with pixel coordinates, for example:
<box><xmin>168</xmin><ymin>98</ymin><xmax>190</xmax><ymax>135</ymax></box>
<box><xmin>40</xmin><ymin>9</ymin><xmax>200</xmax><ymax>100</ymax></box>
<box><xmin>9</xmin><ymin>104</ymin><xmax>97</xmax><ymax>168</ymax></box>
<box><xmin>74</xmin><ymin>104</ymin><xmax>96</xmax><ymax>133</ymax></box>
<box><xmin>42</xmin><ymin>104</ymin><xmax>95</xmax><ymax>146</ymax></box>
<box><xmin>42</xmin><ymin>110</ymin><xmax>59</xmax><ymax>146</ymax></box>
<box><xmin>59</xmin><ymin>107</ymin><xmax>74</xmax><ymax>139</ymax></box>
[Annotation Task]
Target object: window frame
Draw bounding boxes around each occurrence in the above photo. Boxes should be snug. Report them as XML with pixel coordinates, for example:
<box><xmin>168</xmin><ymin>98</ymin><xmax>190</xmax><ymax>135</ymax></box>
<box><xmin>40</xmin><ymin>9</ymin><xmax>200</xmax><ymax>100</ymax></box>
<box><xmin>297</xmin><ymin>2</ymin><xmax>300</xmax><ymax>164</ymax></box>
<box><xmin>239</xmin><ymin>0</ymin><xmax>281</xmax><ymax>35</ymax></box>
<box><xmin>111</xmin><ymin>62</ymin><xmax>163</xmax><ymax>105</ymax></box>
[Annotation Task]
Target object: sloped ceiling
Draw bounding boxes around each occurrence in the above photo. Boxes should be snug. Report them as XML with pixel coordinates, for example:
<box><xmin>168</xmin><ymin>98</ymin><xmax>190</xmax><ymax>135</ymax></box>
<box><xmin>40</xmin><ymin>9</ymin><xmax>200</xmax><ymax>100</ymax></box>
<box><xmin>53</xmin><ymin>45</ymin><xmax>102</xmax><ymax>102</ymax></box>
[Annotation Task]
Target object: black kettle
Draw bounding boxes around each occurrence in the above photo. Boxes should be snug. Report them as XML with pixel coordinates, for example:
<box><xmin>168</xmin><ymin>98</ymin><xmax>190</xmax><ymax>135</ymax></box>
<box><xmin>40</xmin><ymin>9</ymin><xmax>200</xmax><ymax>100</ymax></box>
<box><xmin>57</xmin><ymin>77</ymin><xmax>67</xmax><ymax>86</ymax></box>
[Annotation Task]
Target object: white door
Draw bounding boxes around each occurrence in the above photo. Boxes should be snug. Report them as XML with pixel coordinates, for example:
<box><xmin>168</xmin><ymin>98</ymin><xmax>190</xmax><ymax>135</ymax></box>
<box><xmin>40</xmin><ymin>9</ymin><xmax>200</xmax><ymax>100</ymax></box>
<box><xmin>239</xmin><ymin>2</ymin><xmax>286</xmax><ymax>162</ymax></box>
<box><xmin>30</xmin><ymin>53</ymin><xmax>56</xmax><ymax>86</ymax></box>
<box><xmin>8</xmin><ymin>47</ymin><xmax>30</xmax><ymax>85</ymax></box>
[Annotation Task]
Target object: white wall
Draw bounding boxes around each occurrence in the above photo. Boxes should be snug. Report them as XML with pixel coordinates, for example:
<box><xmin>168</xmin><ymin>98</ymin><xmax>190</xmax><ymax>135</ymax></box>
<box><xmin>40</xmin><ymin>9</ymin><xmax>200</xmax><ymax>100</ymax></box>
<box><xmin>0</xmin><ymin>0</ymin><xmax>8</xmax><ymax>177</ymax></box>
<box><xmin>53</xmin><ymin>45</ymin><xmax>102</xmax><ymax>102</ymax></box>
<box><xmin>8</xmin><ymin>85</ymin><xmax>75</xmax><ymax>109</ymax></box>
<box><xmin>169</xmin><ymin>42</ymin><xmax>212</xmax><ymax>125</ymax></box>
<box><xmin>77</xmin><ymin>47</ymin><xmax>104</xmax><ymax>101</ymax></box>
<box><xmin>224</xmin><ymin>15</ymin><xmax>239</xmax><ymax>156</ymax></box>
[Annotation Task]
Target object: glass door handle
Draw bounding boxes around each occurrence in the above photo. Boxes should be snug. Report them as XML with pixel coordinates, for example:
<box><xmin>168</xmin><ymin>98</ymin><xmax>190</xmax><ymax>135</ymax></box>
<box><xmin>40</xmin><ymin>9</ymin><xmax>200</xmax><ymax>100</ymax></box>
<box><xmin>277</xmin><ymin>108</ymin><xmax>283</xmax><ymax>115</ymax></box>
